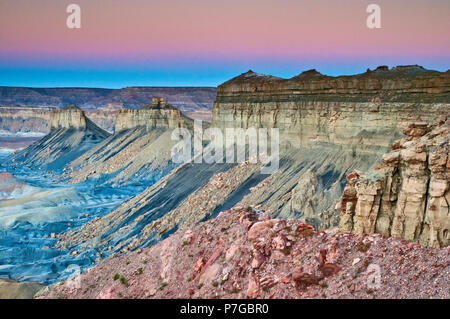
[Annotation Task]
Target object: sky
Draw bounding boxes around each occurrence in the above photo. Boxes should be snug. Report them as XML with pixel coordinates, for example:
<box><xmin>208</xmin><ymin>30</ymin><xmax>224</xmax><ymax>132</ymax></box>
<box><xmin>0</xmin><ymin>0</ymin><xmax>449</xmax><ymax>88</ymax></box>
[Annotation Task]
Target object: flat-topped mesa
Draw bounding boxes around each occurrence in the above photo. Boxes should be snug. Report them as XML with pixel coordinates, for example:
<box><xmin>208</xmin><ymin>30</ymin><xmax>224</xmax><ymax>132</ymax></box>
<box><xmin>114</xmin><ymin>97</ymin><xmax>193</xmax><ymax>132</ymax></box>
<box><xmin>215</xmin><ymin>65</ymin><xmax>449</xmax><ymax>98</ymax></box>
<box><xmin>212</xmin><ymin>65</ymin><xmax>450</xmax><ymax>149</ymax></box>
<box><xmin>338</xmin><ymin>115</ymin><xmax>450</xmax><ymax>247</ymax></box>
<box><xmin>49</xmin><ymin>105</ymin><xmax>87</xmax><ymax>130</ymax></box>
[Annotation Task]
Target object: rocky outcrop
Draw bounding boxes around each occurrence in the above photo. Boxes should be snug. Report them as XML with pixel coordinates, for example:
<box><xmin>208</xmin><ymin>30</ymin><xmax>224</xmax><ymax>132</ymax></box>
<box><xmin>114</xmin><ymin>98</ymin><xmax>193</xmax><ymax>132</ymax></box>
<box><xmin>0</xmin><ymin>86</ymin><xmax>216</xmax><ymax>113</ymax></box>
<box><xmin>37</xmin><ymin>207</ymin><xmax>450</xmax><ymax>299</ymax></box>
<box><xmin>213</xmin><ymin>66</ymin><xmax>449</xmax><ymax>149</ymax></box>
<box><xmin>8</xmin><ymin>105</ymin><xmax>110</xmax><ymax>170</ymax></box>
<box><xmin>339</xmin><ymin>117</ymin><xmax>450</xmax><ymax>247</ymax></box>
<box><xmin>49</xmin><ymin>105</ymin><xmax>88</xmax><ymax>130</ymax></box>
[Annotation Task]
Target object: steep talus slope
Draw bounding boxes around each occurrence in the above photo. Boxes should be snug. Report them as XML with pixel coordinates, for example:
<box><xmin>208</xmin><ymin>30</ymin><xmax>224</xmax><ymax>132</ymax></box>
<box><xmin>66</xmin><ymin>98</ymin><xmax>194</xmax><ymax>185</ymax></box>
<box><xmin>57</xmin><ymin>161</ymin><xmax>237</xmax><ymax>254</ymax></box>
<box><xmin>57</xmin><ymin>146</ymin><xmax>380</xmax><ymax>256</ymax></box>
<box><xmin>7</xmin><ymin>105</ymin><xmax>110</xmax><ymax>170</ymax></box>
<box><xmin>339</xmin><ymin>116</ymin><xmax>450</xmax><ymax>247</ymax></box>
<box><xmin>38</xmin><ymin>207</ymin><xmax>450</xmax><ymax>299</ymax></box>
<box><xmin>55</xmin><ymin>66</ymin><xmax>449</xmax><ymax>261</ymax></box>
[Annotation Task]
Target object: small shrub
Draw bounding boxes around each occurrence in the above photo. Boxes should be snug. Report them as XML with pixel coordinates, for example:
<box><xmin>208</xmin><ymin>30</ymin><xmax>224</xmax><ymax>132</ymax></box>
<box><xmin>160</xmin><ymin>282</ymin><xmax>168</xmax><ymax>290</ymax></box>
<box><xmin>119</xmin><ymin>276</ymin><xmax>129</xmax><ymax>287</ymax></box>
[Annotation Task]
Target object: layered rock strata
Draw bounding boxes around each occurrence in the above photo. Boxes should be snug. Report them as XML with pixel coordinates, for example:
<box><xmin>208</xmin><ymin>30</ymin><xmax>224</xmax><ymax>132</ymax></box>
<box><xmin>49</xmin><ymin>105</ymin><xmax>89</xmax><ymax>130</ymax></box>
<box><xmin>114</xmin><ymin>97</ymin><xmax>193</xmax><ymax>132</ymax></box>
<box><xmin>339</xmin><ymin>117</ymin><xmax>450</xmax><ymax>247</ymax></box>
<box><xmin>213</xmin><ymin>66</ymin><xmax>449</xmax><ymax>149</ymax></box>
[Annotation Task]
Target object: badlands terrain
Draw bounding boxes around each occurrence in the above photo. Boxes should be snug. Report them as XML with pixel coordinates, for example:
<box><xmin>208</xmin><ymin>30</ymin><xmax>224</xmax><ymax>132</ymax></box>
<box><xmin>0</xmin><ymin>65</ymin><xmax>449</xmax><ymax>298</ymax></box>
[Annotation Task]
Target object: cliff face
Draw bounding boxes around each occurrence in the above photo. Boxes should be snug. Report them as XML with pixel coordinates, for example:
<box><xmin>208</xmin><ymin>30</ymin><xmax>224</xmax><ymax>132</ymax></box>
<box><xmin>49</xmin><ymin>105</ymin><xmax>87</xmax><ymax>130</ymax></box>
<box><xmin>114</xmin><ymin>98</ymin><xmax>193</xmax><ymax>132</ymax></box>
<box><xmin>339</xmin><ymin>117</ymin><xmax>450</xmax><ymax>247</ymax></box>
<box><xmin>213</xmin><ymin>66</ymin><xmax>449</xmax><ymax>149</ymax></box>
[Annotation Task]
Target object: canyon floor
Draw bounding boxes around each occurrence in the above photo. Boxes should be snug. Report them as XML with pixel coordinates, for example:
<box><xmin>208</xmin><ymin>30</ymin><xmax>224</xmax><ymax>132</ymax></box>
<box><xmin>0</xmin><ymin>158</ymin><xmax>147</xmax><ymax>285</ymax></box>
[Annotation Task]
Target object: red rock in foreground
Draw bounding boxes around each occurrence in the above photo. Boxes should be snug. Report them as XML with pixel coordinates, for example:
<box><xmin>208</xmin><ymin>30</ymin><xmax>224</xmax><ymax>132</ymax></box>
<box><xmin>37</xmin><ymin>207</ymin><xmax>449</xmax><ymax>299</ymax></box>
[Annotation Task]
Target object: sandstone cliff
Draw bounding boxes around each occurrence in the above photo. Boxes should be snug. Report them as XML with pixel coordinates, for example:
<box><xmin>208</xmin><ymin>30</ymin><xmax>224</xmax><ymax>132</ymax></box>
<box><xmin>114</xmin><ymin>97</ymin><xmax>193</xmax><ymax>132</ymax></box>
<box><xmin>49</xmin><ymin>105</ymin><xmax>88</xmax><ymax>130</ymax></box>
<box><xmin>339</xmin><ymin>117</ymin><xmax>450</xmax><ymax>247</ymax></box>
<box><xmin>213</xmin><ymin>66</ymin><xmax>449</xmax><ymax>149</ymax></box>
